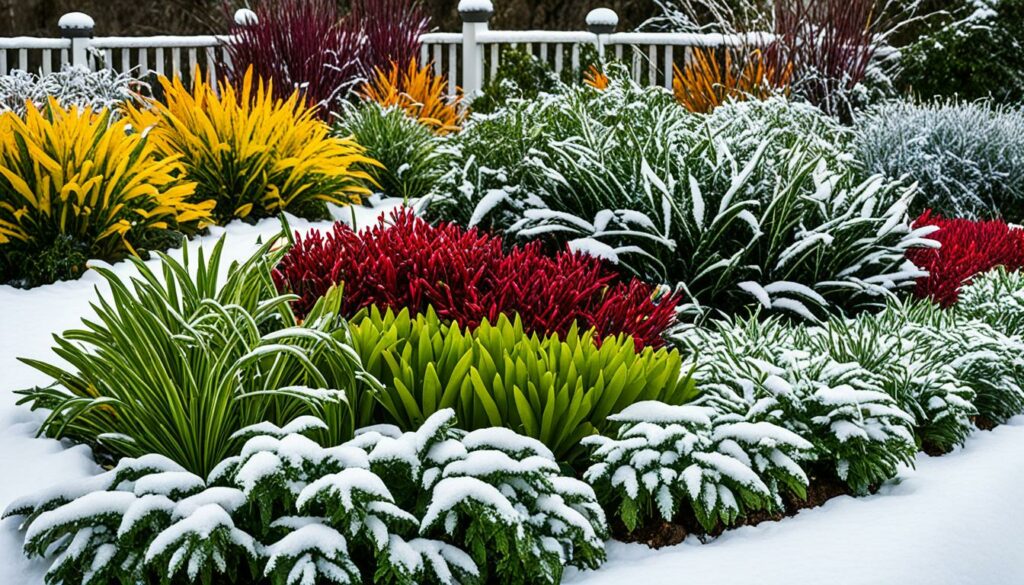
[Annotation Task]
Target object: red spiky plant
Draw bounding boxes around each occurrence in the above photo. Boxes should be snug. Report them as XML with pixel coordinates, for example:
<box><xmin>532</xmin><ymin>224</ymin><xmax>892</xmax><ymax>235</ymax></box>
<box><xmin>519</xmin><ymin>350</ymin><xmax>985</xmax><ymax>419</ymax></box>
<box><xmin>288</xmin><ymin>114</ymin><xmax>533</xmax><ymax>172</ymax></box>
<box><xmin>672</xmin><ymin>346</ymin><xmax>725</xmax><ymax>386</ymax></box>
<box><xmin>272</xmin><ymin>209</ymin><xmax>678</xmax><ymax>348</ymax></box>
<box><xmin>906</xmin><ymin>210</ymin><xmax>1024</xmax><ymax>306</ymax></box>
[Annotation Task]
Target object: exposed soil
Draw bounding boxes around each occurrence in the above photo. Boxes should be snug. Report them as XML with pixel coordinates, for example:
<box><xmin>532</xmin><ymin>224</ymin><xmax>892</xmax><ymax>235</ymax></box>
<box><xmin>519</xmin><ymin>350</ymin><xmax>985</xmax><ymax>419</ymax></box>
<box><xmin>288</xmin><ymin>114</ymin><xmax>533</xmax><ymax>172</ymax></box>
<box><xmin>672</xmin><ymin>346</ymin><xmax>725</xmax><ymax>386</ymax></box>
<box><xmin>975</xmin><ymin>416</ymin><xmax>998</xmax><ymax>431</ymax></box>
<box><xmin>611</xmin><ymin>468</ymin><xmax>854</xmax><ymax>549</ymax></box>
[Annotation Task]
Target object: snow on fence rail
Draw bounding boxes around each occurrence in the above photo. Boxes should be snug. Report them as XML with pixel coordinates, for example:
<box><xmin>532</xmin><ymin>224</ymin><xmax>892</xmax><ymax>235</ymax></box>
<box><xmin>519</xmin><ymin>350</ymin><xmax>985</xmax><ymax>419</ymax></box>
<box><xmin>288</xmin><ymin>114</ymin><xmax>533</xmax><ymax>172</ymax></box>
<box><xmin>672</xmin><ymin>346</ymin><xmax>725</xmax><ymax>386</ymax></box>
<box><xmin>0</xmin><ymin>3</ymin><xmax>750</xmax><ymax>97</ymax></box>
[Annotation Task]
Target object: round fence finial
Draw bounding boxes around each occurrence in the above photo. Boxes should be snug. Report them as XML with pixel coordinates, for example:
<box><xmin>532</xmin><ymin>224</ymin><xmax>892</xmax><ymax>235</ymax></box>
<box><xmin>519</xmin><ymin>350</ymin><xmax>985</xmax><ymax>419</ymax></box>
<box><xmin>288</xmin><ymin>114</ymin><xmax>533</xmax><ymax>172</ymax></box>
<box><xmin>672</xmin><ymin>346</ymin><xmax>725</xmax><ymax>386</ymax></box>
<box><xmin>458</xmin><ymin>0</ymin><xmax>494</xmax><ymax>23</ymax></box>
<box><xmin>234</xmin><ymin>8</ymin><xmax>259</xmax><ymax>27</ymax></box>
<box><xmin>58</xmin><ymin>12</ymin><xmax>95</xmax><ymax>37</ymax></box>
<box><xmin>586</xmin><ymin>8</ymin><xmax>618</xmax><ymax>35</ymax></box>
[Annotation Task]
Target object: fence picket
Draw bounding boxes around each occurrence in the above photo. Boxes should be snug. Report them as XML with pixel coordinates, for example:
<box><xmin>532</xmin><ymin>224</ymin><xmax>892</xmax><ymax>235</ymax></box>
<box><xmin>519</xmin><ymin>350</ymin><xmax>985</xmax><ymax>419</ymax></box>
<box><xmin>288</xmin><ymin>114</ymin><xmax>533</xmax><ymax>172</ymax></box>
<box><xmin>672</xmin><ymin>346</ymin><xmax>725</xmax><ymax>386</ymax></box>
<box><xmin>1</xmin><ymin>8</ymin><xmax>750</xmax><ymax>100</ymax></box>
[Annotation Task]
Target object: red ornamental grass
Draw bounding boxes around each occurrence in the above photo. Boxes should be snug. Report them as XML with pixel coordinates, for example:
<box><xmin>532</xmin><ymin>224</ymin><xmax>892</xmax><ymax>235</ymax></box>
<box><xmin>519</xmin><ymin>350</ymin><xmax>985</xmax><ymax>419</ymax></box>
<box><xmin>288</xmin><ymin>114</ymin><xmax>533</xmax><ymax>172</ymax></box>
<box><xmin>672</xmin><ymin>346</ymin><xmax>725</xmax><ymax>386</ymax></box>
<box><xmin>272</xmin><ymin>209</ymin><xmax>678</xmax><ymax>348</ymax></box>
<box><xmin>225</xmin><ymin>0</ymin><xmax>429</xmax><ymax>113</ymax></box>
<box><xmin>906</xmin><ymin>210</ymin><xmax>1024</xmax><ymax>306</ymax></box>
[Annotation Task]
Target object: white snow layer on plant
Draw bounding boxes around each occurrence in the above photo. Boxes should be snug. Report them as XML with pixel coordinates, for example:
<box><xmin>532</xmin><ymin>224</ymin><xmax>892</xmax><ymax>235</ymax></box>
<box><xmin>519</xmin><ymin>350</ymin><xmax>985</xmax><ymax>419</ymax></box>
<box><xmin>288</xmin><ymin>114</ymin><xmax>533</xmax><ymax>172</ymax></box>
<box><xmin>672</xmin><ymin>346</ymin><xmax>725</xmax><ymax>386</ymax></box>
<box><xmin>0</xmin><ymin>66</ymin><xmax>139</xmax><ymax>117</ymax></box>
<box><xmin>567</xmin><ymin>416</ymin><xmax>1024</xmax><ymax>585</ymax></box>
<box><xmin>426</xmin><ymin>86</ymin><xmax>928</xmax><ymax>320</ymax></box>
<box><xmin>3</xmin><ymin>377</ymin><xmax>605</xmax><ymax>584</ymax></box>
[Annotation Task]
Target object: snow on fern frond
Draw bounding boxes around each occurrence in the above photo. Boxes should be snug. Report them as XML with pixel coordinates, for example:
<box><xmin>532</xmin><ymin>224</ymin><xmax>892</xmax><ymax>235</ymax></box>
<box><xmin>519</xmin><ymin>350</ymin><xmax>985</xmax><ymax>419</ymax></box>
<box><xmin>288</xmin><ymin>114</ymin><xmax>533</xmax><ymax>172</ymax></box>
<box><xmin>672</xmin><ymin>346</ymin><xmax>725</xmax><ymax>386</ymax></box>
<box><xmin>231</xmin><ymin>415</ymin><xmax>328</xmax><ymax>442</ymax></box>
<box><xmin>609</xmin><ymin>401</ymin><xmax>713</xmax><ymax>425</ymax></box>
<box><xmin>144</xmin><ymin>503</ymin><xmax>258</xmax><ymax>581</ymax></box>
<box><xmin>296</xmin><ymin>468</ymin><xmax>395</xmax><ymax>514</ymax></box>
<box><xmin>132</xmin><ymin>471</ymin><xmax>206</xmax><ymax>499</ymax></box>
<box><xmin>264</xmin><ymin>523</ymin><xmax>359</xmax><ymax>585</ymax></box>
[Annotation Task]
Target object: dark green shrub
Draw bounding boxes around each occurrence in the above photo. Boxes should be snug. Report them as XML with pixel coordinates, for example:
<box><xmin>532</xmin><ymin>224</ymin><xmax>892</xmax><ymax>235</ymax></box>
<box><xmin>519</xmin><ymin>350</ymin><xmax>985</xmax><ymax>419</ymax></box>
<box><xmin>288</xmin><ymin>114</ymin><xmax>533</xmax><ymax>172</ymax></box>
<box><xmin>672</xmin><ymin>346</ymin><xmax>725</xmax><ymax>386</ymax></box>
<box><xmin>897</xmin><ymin>0</ymin><xmax>1024</xmax><ymax>103</ymax></box>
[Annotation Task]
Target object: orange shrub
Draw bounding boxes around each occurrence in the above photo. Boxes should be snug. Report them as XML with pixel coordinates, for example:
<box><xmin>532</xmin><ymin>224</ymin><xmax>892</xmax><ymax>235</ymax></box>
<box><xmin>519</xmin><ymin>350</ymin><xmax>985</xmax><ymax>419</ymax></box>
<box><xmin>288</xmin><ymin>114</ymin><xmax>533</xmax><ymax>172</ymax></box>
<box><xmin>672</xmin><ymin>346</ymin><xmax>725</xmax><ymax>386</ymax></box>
<box><xmin>672</xmin><ymin>47</ymin><xmax>792</xmax><ymax>113</ymax></box>
<box><xmin>361</xmin><ymin>58</ymin><xmax>463</xmax><ymax>134</ymax></box>
<box><xmin>584</xmin><ymin>65</ymin><xmax>610</xmax><ymax>90</ymax></box>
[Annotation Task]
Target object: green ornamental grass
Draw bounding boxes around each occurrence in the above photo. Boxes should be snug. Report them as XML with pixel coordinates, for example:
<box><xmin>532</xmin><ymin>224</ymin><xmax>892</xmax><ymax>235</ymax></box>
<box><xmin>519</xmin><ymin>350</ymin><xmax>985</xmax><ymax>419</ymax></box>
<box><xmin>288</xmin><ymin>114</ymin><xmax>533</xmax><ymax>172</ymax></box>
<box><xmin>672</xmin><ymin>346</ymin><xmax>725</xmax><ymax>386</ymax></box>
<box><xmin>348</xmin><ymin>305</ymin><xmax>698</xmax><ymax>466</ymax></box>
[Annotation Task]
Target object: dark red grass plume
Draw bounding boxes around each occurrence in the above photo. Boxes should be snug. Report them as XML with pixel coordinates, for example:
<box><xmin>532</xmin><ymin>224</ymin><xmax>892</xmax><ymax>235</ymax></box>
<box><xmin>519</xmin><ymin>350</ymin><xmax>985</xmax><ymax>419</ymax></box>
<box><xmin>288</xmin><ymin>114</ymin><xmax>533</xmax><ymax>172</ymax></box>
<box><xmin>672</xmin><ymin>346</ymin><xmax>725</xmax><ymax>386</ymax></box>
<box><xmin>224</xmin><ymin>0</ymin><xmax>429</xmax><ymax>114</ymax></box>
<box><xmin>767</xmin><ymin>0</ymin><xmax>877</xmax><ymax>118</ymax></box>
<box><xmin>906</xmin><ymin>210</ymin><xmax>1024</xmax><ymax>307</ymax></box>
<box><xmin>272</xmin><ymin>209</ymin><xmax>678</xmax><ymax>348</ymax></box>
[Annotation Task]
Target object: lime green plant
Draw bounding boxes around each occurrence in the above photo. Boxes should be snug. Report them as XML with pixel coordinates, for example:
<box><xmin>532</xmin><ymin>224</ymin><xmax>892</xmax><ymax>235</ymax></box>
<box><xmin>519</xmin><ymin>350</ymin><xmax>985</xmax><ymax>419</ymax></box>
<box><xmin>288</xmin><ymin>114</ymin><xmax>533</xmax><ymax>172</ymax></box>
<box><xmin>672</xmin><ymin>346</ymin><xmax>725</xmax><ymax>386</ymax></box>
<box><xmin>347</xmin><ymin>306</ymin><xmax>697</xmax><ymax>466</ymax></box>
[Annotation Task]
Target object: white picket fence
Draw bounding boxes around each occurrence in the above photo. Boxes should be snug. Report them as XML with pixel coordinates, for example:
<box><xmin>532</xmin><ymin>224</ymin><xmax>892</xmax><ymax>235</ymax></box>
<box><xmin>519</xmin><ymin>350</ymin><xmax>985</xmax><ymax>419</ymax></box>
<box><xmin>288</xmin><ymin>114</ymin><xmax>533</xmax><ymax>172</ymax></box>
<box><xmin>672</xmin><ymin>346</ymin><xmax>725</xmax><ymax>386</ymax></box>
<box><xmin>0</xmin><ymin>3</ymin><xmax>748</xmax><ymax>97</ymax></box>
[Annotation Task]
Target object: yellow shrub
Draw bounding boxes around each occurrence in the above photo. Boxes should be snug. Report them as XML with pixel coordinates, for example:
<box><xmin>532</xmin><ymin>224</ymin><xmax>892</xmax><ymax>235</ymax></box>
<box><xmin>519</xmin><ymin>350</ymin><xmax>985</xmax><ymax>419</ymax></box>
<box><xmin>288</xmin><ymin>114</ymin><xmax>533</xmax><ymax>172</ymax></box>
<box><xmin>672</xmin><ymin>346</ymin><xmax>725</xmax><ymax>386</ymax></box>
<box><xmin>0</xmin><ymin>100</ymin><xmax>207</xmax><ymax>285</ymax></box>
<box><xmin>128</xmin><ymin>68</ymin><xmax>377</xmax><ymax>224</ymax></box>
<box><xmin>361</xmin><ymin>58</ymin><xmax>463</xmax><ymax>134</ymax></box>
<box><xmin>672</xmin><ymin>47</ymin><xmax>792</xmax><ymax>113</ymax></box>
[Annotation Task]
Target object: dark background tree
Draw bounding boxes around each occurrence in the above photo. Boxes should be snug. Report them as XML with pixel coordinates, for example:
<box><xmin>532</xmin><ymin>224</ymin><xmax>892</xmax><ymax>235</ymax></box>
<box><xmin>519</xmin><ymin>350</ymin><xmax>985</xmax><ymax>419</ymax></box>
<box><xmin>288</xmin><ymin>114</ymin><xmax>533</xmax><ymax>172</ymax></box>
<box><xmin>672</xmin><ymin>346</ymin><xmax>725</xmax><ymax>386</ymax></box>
<box><xmin>0</xmin><ymin>0</ymin><xmax>656</xmax><ymax>36</ymax></box>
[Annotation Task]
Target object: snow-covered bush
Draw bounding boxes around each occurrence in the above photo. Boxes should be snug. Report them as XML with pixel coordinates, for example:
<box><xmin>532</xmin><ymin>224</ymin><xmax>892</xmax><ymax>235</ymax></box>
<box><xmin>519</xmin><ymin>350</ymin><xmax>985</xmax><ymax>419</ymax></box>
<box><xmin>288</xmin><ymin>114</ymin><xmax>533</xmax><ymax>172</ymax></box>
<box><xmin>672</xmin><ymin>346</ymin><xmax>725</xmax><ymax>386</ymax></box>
<box><xmin>18</xmin><ymin>234</ymin><xmax>374</xmax><ymax>477</ymax></box>
<box><xmin>349</xmin><ymin>306</ymin><xmax>696</xmax><ymax>467</ymax></box>
<box><xmin>677</xmin><ymin>318</ymin><xmax>918</xmax><ymax>494</ymax></box>
<box><xmin>803</xmin><ymin>314</ymin><xmax>977</xmax><ymax>453</ymax></box>
<box><xmin>0</xmin><ymin>66</ymin><xmax>140</xmax><ymax>117</ymax></box>
<box><xmin>896</xmin><ymin>0</ymin><xmax>1024</xmax><ymax>104</ymax></box>
<box><xmin>584</xmin><ymin>401</ymin><xmax>813</xmax><ymax>532</ymax></box>
<box><xmin>336</xmin><ymin>102</ymin><xmax>447</xmax><ymax>201</ymax></box>
<box><xmin>874</xmin><ymin>300</ymin><xmax>1024</xmax><ymax>426</ymax></box>
<box><xmin>422</xmin><ymin>84</ymin><xmax>928</xmax><ymax>320</ymax></box>
<box><xmin>957</xmin><ymin>267</ymin><xmax>1024</xmax><ymax>336</ymax></box>
<box><xmin>4</xmin><ymin>410</ymin><xmax>608</xmax><ymax>585</ymax></box>
<box><xmin>855</xmin><ymin>101</ymin><xmax>1024</xmax><ymax>220</ymax></box>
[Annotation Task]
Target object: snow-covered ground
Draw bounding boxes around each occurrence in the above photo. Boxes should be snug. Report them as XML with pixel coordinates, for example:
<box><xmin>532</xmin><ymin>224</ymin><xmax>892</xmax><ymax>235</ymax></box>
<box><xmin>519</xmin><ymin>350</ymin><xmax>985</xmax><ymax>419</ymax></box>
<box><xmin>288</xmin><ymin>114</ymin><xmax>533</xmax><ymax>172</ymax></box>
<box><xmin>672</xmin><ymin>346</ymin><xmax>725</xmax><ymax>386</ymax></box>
<box><xmin>2</xmin><ymin>198</ymin><xmax>1024</xmax><ymax>584</ymax></box>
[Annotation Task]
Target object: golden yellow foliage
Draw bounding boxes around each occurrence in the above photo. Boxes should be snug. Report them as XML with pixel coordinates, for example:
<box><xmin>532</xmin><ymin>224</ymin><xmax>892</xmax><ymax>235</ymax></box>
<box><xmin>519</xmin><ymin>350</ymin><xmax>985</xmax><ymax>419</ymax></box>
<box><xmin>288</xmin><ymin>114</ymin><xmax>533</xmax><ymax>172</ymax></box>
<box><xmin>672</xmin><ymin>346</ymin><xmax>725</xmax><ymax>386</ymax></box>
<box><xmin>0</xmin><ymin>100</ymin><xmax>207</xmax><ymax>260</ymax></box>
<box><xmin>128</xmin><ymin>68</ymin><xmax>378</xmax><ymax>223</ymax></box>
<box><xmin>361</xmin><ymin>58</ymin><xmax>464</xmax><ymax>134</ymax></box>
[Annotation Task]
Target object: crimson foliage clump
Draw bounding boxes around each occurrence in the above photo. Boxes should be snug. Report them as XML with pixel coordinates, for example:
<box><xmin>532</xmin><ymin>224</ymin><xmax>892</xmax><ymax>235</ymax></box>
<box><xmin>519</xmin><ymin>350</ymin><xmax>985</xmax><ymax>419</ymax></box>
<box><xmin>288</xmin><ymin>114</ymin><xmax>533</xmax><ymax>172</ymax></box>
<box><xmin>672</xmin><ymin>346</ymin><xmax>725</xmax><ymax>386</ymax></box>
<box><xmin>907</xmin><ymin>210</ymin><xmax>1024</xmax><ymax>306</ymax></box>
<box><xmin>272</xmin><ymin>209</ymin><xmax>677</xmax><ymax>348</ymax></box>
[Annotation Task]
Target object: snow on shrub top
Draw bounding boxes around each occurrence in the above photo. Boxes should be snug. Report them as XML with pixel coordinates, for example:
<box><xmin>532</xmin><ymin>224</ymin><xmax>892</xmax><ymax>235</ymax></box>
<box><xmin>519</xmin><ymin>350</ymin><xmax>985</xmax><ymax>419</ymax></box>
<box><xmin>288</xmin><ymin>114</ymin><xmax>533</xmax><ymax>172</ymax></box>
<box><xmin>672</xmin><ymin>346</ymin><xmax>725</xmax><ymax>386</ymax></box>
<box><xmin>423</xmin><ymin>81</ymin><xmax>928</xmax><ymax>320</ymax></box>
<box><xmin>7</xmin><ymin>410</ymin><xmax>608</xmax><ymax>585</ymax></box>
<box><xmin>855</xmin><ymin>100</ymin><xmax>1024</xmax><ymax>221</ymax></box>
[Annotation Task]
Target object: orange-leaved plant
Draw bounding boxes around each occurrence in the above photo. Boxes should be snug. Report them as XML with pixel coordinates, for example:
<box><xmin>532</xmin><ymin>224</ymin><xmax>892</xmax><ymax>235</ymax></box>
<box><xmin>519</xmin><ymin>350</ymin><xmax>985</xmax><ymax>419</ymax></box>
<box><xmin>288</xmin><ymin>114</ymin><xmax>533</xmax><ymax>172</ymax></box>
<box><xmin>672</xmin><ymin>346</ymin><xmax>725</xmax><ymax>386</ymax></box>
<box><xmin>127</xmin><ymin>67</ymin><xmax>377</xmax><ymax>224</ymax></box>
<box><xmin>584</xmin><ymin>65</ymin><xmax>610</xmax><ymax>90</ymax></box>
<box><xmin>361</xmin><ymin>58</ymin><xmax>463</xmax><ymax>134</ymax></box>
<box><xmin>673</xmin><ymin>47</ymin><xmax>792</xmax><ymax>113</ymax></box>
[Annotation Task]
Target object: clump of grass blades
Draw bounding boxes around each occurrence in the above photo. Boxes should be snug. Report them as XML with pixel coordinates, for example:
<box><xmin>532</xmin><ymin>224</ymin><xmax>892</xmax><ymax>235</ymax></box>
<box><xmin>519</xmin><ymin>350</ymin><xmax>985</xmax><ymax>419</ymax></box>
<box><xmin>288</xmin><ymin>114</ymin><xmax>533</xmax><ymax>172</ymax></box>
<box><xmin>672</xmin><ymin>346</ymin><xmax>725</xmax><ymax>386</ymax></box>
<box><xmin>0</xmin><ymin>99</ymin><xmax>210</xmax><ymax>287</ymax></box>
<box><xmin>224</xmin><ymin>0</ymin><xmax>430</xmax><ymax>114</ymax></box>
<box><xmin>16</xmin><ymin>231</ymin><xmax>375</xmax><ymax>477</ymax></box>
<box><xmin>672</xmin><ymin>46</ymin><xmax>791</xmax><ymax>113</ymax></box>
<box><xmin>361</xmin><ymin>57</ymin><xmax>463</xmax><ymax>134</ymax></box>
<box><xmin>424</xmin><ymin>84</ymin><xmax>925</xmax><ymax>320</ymax></box>
<box><xmin>334</xmin><ymin>102</ymin><xmax>445</xmax><ymax>201</ymax></box>
<box><xmin>127</xmin><ymin>68</ymin><xmax>378</xmax><ymax>225</ymax></box>
<box><xmin>349</xmin><ymin>306</ymin><xmax>697</xmax><ymax>468</ymax></box>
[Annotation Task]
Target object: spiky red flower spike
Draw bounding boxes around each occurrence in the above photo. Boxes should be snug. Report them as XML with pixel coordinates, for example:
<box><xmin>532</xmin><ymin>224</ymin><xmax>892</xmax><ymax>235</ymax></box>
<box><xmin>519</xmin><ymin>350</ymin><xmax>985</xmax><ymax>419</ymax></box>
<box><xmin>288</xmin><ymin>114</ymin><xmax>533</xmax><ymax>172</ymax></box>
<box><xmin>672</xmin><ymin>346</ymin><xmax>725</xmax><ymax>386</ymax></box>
<box><xmin>906</xmin><ymin>210</ymin><xmax>1024</xmax><ymax>307</ymax></box>
<box><xmin>272</xmin><ymin>209</ymin><xmax>678</xmax><ymax>348</ymax></box>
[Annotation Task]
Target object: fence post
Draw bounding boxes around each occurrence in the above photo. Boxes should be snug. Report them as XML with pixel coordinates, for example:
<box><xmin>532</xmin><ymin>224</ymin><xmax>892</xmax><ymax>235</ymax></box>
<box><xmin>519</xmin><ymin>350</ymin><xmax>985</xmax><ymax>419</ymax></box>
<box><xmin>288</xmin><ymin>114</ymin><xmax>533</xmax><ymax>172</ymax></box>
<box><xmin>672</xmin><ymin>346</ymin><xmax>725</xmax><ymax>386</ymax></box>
<box><xmin>586</xmin><ymin>8</ymin><xmax>618</xmax><ymax>67</ymax></box>
<box><xmin>58</xmin><ymin>12</ymin><xmax>95</xmax><ymax>70</ymax></box>
<box><xmin>459</xmin><ymin>0</ymin><xmax>493</xmax><ymax>100</ymax></box>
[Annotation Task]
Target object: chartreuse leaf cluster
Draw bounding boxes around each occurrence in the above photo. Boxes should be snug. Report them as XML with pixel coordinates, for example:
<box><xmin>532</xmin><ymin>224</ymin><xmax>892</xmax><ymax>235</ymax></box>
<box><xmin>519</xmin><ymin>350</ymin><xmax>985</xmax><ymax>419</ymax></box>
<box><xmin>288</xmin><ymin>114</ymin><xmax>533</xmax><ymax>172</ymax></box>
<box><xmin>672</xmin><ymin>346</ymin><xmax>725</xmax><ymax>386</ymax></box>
<box><xmin>347</xmin><ymin>306</ymin><xmax>698</xmax><ymax>467</ymax></box>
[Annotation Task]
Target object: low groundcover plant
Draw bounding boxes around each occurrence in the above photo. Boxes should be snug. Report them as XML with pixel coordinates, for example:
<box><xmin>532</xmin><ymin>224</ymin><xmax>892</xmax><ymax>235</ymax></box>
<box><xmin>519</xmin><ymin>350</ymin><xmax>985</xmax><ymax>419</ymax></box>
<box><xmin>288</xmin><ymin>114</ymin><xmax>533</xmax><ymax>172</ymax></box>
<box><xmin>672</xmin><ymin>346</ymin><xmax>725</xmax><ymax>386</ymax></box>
<box><xmin>5</xmin><ymin>410</ymin><xmax>608</xmax><ymax>585</ymax></box>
